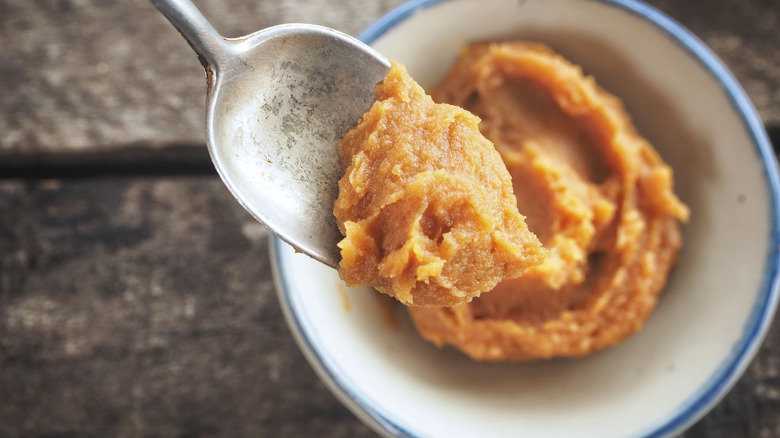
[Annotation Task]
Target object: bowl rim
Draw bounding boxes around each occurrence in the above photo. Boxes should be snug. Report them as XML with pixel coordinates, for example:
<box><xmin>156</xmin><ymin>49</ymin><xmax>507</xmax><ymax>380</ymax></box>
<box><xmin>273</xmin><ymin>0</ymin><xmax>780</xmax><ymax>436</ymax></box>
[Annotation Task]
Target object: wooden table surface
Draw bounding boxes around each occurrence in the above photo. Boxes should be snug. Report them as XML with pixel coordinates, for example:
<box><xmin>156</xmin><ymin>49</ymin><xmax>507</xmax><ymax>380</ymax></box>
<box><xmin>1</xmin><ymin>0</ymin><xmax>779</xmax><ymax>436</ymax></box>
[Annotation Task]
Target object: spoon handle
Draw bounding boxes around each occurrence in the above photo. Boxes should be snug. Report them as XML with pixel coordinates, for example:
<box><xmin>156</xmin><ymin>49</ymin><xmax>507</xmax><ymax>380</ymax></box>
<box><xmin>149</xmin><ymin>0</ymin><xmax>232</xmax><ymax>69</ymax></box>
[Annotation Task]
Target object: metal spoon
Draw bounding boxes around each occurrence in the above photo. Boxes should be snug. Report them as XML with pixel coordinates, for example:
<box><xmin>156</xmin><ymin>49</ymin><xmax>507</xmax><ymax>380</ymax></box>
<box><xmin>149</xmin><ymin>0</ymin><xmax>390</xmax><ymax>268</ymax></box>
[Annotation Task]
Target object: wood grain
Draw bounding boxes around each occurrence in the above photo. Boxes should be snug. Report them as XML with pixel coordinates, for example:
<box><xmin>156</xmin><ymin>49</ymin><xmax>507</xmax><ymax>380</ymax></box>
<box><xmin>0</xmin><ymin>0</ymin><xmax>779</xmax><ymax>436</ymax></box>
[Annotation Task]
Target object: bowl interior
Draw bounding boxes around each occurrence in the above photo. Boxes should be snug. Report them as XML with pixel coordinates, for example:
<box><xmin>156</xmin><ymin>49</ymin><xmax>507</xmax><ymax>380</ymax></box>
<box><xmin>273</xmin><ymin>0</ymin><xmax>780</xmax><ymax>437</ymax></box>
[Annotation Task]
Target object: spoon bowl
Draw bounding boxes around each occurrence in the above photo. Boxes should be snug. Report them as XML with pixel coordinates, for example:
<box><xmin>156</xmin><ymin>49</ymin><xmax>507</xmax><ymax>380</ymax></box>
<box><xmin>151</xmin><ymin>0</ymin><xmax>390</xmax><ymax>267</ymax></box>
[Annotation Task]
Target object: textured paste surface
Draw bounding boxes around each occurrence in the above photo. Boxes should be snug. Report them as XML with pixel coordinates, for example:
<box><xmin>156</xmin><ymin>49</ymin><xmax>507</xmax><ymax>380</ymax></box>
<box><xmin>334</xmin><ymin>62</ymin><xmax>546</xmax><ymax>307</ymax></box>
<box><xmin>409</xmin><ymin>42</ymin><xmax>690</xmax><ymax>360</ymax></box>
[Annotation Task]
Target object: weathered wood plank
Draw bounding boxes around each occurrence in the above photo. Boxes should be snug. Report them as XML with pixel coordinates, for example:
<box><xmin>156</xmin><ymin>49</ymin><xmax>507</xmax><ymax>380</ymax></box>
<box><xmin>0</xmin><ymin>178</ymin><xmax>374</xmax><ymax>437</ymax></box>
<box><xmin>0</xmin><ymin>178</ymin><xmax>778</xmax><ymax>437</ymax></box>
<box><xmin>0</xmin><ymin>0</ymin><xmax>778</xmax><ymax>153</ymax></box>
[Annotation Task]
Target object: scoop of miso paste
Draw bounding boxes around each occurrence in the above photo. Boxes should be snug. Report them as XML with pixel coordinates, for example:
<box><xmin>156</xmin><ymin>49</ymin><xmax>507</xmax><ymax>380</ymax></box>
<box><xmin>334</xmin><ymin>61</ymin><xmax>547</xmax><ymax>307</ymax></box>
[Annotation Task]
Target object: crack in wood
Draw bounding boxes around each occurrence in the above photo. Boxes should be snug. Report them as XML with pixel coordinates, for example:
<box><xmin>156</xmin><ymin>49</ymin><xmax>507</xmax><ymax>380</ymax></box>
<box><xmin>0</xmin><ymin>143</ymin><xmax>215</xmax><ymax>179</ymax></box>
<box><xmin>0</xmin><ymin>124</ymin><xmax>778</xmax><ymax>180</ymax></box>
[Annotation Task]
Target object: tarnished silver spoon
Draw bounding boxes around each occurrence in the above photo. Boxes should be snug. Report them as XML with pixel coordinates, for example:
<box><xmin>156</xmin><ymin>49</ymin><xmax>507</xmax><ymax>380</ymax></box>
<box><xmin>150</xmin><ymin>0</ymin><xmax>390</xmax><ymax>267</ymax></box>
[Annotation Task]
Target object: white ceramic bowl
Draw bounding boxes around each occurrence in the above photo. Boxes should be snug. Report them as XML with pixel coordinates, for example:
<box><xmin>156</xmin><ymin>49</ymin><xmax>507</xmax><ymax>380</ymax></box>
<box><xmin>271</xmin><ymin>0</ymin><xmax>780</xmax><ymax>436</ymax></box>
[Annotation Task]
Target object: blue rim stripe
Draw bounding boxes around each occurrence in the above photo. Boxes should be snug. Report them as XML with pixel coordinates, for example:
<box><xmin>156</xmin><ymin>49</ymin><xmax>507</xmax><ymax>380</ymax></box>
<box><xmin>600</xmin><ymin>0</ymin><xmax>780</xmax><ymax>436</ymax></box>
<box><xmin>271</xmin><ymin>238</ymin><xmax>416</xmax><ymax>437</ymax></box>
<box><xmin>358</xmin><ymin>0</ymin><xmax>441</xmax><ymax>43</ymax></box>
<box><xmin>276</xmin><ymin>0</ymin><xmax>780</xmax><ymax>437</ymax></box>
